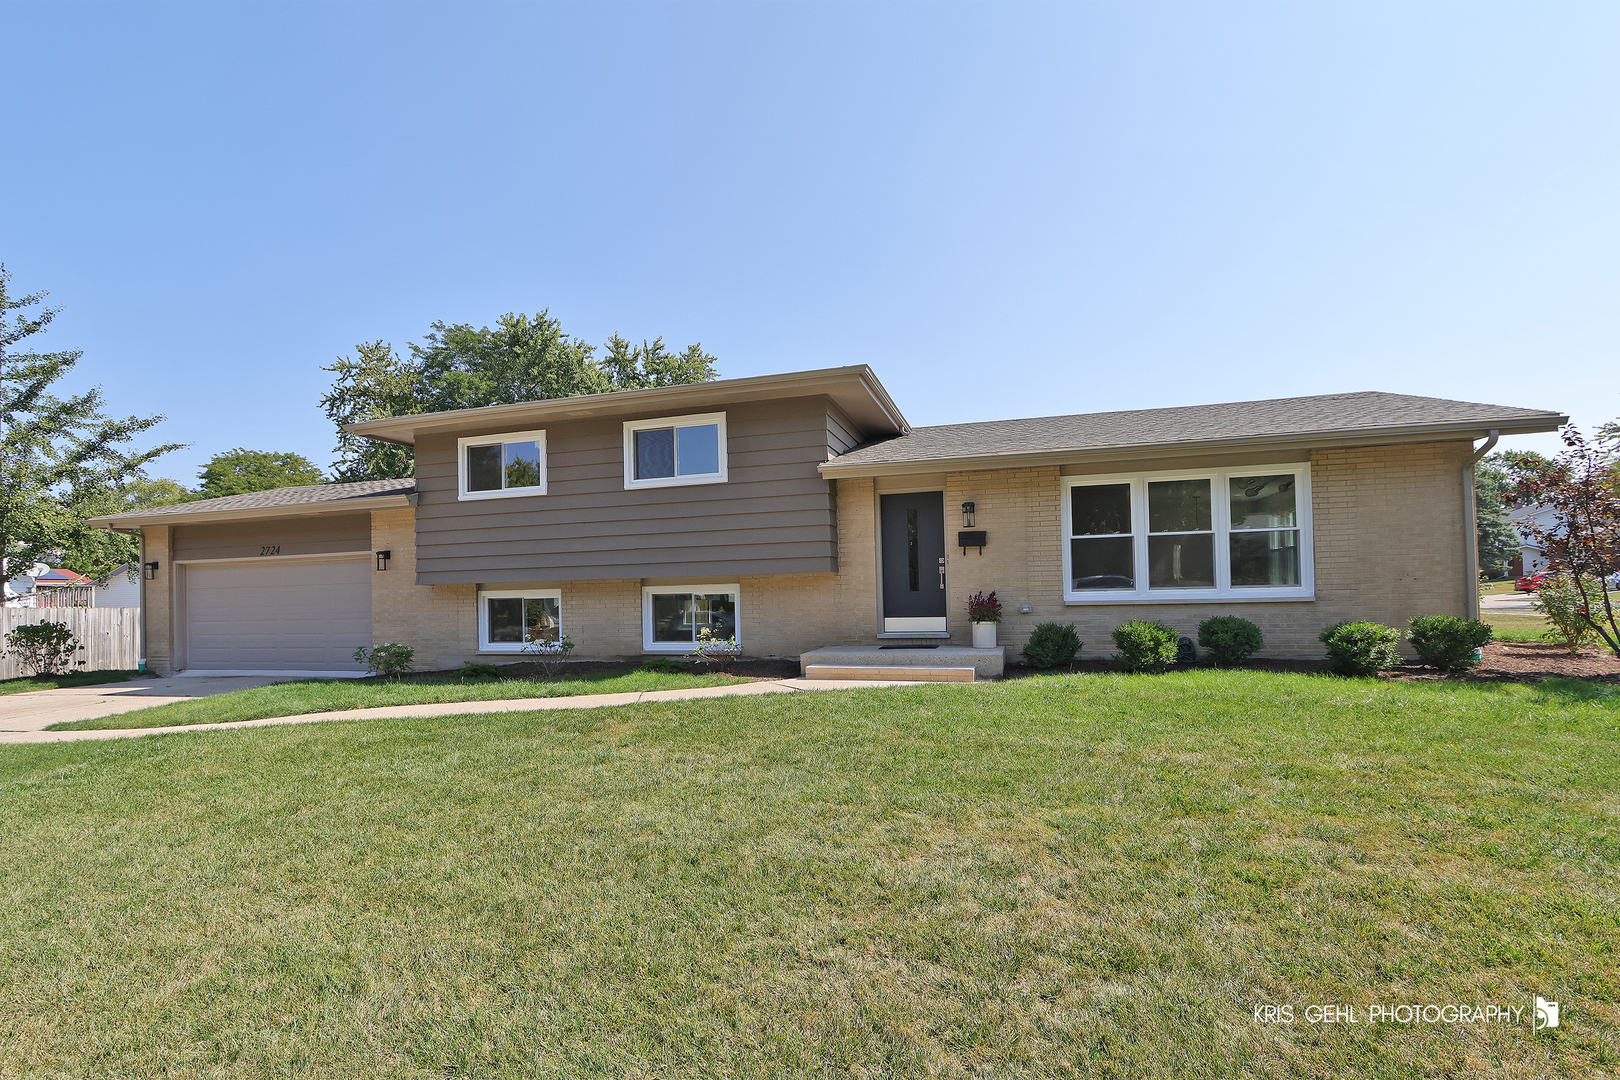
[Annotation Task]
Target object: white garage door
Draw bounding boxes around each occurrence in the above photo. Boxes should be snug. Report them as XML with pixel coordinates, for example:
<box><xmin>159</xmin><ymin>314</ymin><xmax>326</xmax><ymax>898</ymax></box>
<box><xmin>184</xmin><ymin>557</ymin><xmax>372</xmax><ymax>672</ymax></box>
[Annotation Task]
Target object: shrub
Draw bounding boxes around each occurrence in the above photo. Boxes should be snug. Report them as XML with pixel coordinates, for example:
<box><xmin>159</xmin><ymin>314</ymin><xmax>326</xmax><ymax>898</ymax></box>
<box><xmin>639</xmin><ymin>657</ymin><xmax>687</xmax><ymax>675</ymax></box>
<box><xmin>1318</xmin><ymin>622</ymin><xmax>1401</xmax><ymax>676</ymax></box>
<box><xmin>523</xmin><ymin>636</ymin><xmax>577</xmax><ymax>677</ymax></box>
<box><xmin>688</xmin><ymin>628</ymin><xmax>742</xmax><ymax>673</ymax></box>
<box><xmin>1197</xmin><ymin>616</ymin><xmax>1264</xmax><ymax>667</ymax></box>
<box><xmin>1111</xmin><ymin>620</ymin><xmax>1180</xmax><ymax>674</ymax></box>
<box><xmin>2</xmin><ymin>622</ymin><xmax>83</xmax><ymax>675</ymax></box>
<box><xmin>353</xmin><ymin>642</ymin><xmax>415</xmax><ymax>677</ymax></box>
<box><xmin>1407</xmin><ymin>614</ymin><xmax>1493</xmax><ymax>672</ymax></box>
<box><xmin>459</xmin><ymin>662</ymin><xmax>502</xmax><ymax>679</ymax></box>
<box><xmin>1534</xmin><ymin>573</ymin><xmax>1601</xmax><ymax>655</ymax></box>
<box><xmin>1022</xmin><ymin>623</ymin><xmax>1082</xmax><ymax>670</ymax></box>
<box><xmin>966</xmin><ymin>591</ymin><xmax>1003</xmax><ymax>623</ymax></box>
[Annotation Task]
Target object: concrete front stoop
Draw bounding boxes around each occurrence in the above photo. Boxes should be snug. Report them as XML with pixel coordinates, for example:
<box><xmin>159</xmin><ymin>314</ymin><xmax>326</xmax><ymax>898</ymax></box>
<box><xmin>798</xmin><ymin>645</ymin><xmax>1005</xmax><ymax>681</ymax></box>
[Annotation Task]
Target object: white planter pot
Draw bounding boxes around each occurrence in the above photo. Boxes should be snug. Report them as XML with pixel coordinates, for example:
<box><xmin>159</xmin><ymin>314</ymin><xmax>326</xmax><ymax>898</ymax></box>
<box><xmin>971</xmin><ymin>622</ymin><xmax>998</xmax><ymax>649</ymax></box>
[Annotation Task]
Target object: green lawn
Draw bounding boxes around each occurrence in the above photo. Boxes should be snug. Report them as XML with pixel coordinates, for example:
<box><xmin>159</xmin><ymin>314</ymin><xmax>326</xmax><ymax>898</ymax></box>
<box><xmin>0</xmin><ymin>668</ymin><xmax>134</xmax><ymax>697</ymax></box>
<box><xmin>48</xmin><ymin>669</ymin><xmax>745</xmax><ymax>731</ymax></box>
<box><xmin>2</xmin><ymin>671</ymin><xmax>1616</xmax><ymax>1077</ymax></box>
<box><xmin>1483</xmin><ymin>611</ymin><xmax>1549</xmax><ymax>643</ymax></box>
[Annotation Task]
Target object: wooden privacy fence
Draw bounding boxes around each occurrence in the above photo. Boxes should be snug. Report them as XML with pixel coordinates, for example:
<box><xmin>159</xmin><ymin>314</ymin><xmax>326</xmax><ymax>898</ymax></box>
<box><xmin>0</xmin><ymin>608</ymin><xmax>141</xmax><ymax>679</ymax></box>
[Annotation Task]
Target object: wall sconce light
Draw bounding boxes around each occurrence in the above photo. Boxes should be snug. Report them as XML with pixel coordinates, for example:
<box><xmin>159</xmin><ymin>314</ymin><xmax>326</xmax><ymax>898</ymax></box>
<box><xmin>961</xmin><ymin>501</ymin><xmax>976</xmax><ymax>528</ymax></box>
<box><xmin>143</xmin><ymin>561</ymin><xmax>159</xmax><ymax>580</ymax></box>
<box><xmin>375</xmin><ymin>550</ymin><xmax>392</xmax><ymax>571</ymax></box>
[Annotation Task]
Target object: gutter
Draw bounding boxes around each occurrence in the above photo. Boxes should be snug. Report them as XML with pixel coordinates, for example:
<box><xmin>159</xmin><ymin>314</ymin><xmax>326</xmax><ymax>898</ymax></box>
<box><xmin>1462</xmin><ymin>429</ymin><xmax>1501</xmax><ymax>621</ymax></box>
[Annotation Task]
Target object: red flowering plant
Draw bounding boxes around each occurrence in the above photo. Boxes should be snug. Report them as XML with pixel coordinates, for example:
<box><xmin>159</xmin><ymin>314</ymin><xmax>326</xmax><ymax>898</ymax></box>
<box><xmin>967</xmin><ymin>590</ymin><xmax>1003</xmax><ymax>624</ymax></box>
<box><xmin>1509</xmin><ymin>424</ymin><xmax>1620</xmax><ymax>657</ymax></box>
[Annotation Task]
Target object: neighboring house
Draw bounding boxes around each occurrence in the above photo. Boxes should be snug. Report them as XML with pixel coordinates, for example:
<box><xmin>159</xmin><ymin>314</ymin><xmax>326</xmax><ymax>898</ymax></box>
<box><xmin>1507</xmin><ymin>503</ymin><xmax>1558</xmax><ymax>578</ymax></box>
<box><xmin>86</xmin><ymin>367</ymin><xmax>1566</xmax><ymax>676</ymax></box>
<box><xmin>91</xmin><ymin>564</ymin><xmax>144</xmax><ymax>608</ymax></box>
<box><xmin>20</xmin><ymin>567</ymin><xmax>94</xmax><ymax>608</ymax></box>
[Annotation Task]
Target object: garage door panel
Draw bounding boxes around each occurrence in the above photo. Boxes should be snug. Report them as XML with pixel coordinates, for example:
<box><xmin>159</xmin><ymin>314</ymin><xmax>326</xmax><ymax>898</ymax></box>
<box><xmin>185</xmin><ymin>558</ymin><xmax>372</xmax><ymax>671</ymax></box>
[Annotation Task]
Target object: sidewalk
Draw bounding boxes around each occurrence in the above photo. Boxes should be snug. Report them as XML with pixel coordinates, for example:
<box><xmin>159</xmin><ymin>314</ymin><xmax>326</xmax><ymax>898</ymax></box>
<box><xmin>0</xmin><ymin>677</ymin><xmax>936</xmax><ymax>745</ymax></box>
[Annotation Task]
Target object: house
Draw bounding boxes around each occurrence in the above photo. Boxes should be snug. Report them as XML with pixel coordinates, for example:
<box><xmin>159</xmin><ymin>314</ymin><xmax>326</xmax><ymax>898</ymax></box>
<box><xmin>86</xmin><ymin>367</ymin><xmax>1566</xmax><ymax>676</ymax></box>
<box><xmin>1507</xmin><ymin>503</ymin><xmax>1558</xmax><ymax>579</ymax></box>
<box><xmin>91</xmin><ymin>564</ymin><xmax>144</xmax><ymax>608</ymax></box>
<box><xmin>6</xmin><ymin>566</ymin><xmax>95</xmax><ymax>608</ymax></box>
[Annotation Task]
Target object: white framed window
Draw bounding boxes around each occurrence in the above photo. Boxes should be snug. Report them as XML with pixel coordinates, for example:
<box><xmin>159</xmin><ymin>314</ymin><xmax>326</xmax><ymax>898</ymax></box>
<box><xmin>1061</xmin><ymin>465</ymin><xmax>1314</xmax><ymax>603</ymax></box>
<box><xmin>478</xmin><ymin>588</ymin><xmax>562</xmax><ymax>652</ymax></box>
<box><xmin>458</xmin><ymin>429</ymin><xmax>547</xmax><ymax>500</ymax></box>
<box><xmin>623</xmin><ymin>412</ymin><xmax>728</xmax><ymax>489</ymax></box>
<box><xmin>641</xmin><ymin>584</ymin><xmax>739</xmax><ymax>652</ymax></box>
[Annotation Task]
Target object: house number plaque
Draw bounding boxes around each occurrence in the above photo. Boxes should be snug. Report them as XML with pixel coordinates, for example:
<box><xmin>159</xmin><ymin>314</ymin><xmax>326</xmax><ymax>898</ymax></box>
<box><xmin>259</xmin><ymin>545</ymin><xmax>281</xmax><ymax>556</ymax></box>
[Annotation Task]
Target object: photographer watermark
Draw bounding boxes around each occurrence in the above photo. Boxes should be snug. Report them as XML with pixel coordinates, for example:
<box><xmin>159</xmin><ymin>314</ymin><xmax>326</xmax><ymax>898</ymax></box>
<box><xmin>1253</xmin><ymin>996</ymin><xmax>1560</xmax><ymax>1032</ymax></box>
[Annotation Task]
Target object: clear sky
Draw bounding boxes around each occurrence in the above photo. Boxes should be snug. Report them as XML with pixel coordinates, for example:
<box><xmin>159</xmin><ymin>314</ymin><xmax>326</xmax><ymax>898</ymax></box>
<box><xmin>4</xmin><ymin>1</ymin><xmax>1616</xmax><ymax>484</ymax></box>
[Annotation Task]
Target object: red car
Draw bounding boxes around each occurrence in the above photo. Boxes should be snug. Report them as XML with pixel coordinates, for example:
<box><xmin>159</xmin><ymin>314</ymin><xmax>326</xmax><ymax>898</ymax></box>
<box><xmin>1514</xmin><ymin>570</ymin><xmax>1554</xmax><ymax>592</ymax></box>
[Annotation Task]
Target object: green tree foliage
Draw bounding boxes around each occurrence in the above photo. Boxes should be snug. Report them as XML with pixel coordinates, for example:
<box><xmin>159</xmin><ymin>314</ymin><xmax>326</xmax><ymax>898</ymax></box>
<box><xmin>193</xmin><ymin>448</ymin><xmax>324</xmax><ymax>500</ymax></box>
<box><xmin>1474</xmin><ymin>454</ymin><xmax>1521</xmax><ymax>579</ymax></box>
<box><xmin>320</xmin><ymin>312</ymin><xmax>720</xmax><ymax>482</ymax></box>
<box><xmin>55</xmin><ymin>477</ymin><xmax>190</xmax><ymax>580</ymax></box>
<box><xmin>0</xmin><ymin>268</ymin><xmax>182</xmax><ymax>593</ymax></box>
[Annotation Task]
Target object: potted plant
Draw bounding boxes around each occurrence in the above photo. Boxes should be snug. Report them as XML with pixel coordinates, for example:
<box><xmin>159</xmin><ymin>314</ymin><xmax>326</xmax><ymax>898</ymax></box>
<box><xmin>967</xmin><ymin>590</ymin><xmax>1003</xmax><ymax>648</ymax></box>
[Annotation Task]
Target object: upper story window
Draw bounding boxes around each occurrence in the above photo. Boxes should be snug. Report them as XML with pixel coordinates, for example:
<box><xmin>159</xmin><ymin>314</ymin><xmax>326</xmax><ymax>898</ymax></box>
<box><xmin>623</xmin><ymin>412</ymin><xmax>728</xmax><ymax>489</ymax></box>
<box><xmin>1062</xmin><ymin>465</ymin><xmax>1314</xmax><ymax>602</ymax></box>
<box><xmin>457</xmin><ymin>430</ymin><xmax>547</xmax><ymax>501</ymax></box>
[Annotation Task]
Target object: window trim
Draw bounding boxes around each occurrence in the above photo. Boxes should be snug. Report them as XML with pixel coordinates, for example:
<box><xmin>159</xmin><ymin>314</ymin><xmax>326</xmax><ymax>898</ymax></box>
<box><xmin>640</xmin><ymin>583</ymin><xmax>740</xmax><ymax>652</ymax></box>
<box><xmin>622</xmin><ymin>412</ymin><xmax>729</xmax><ymax>490</ymax></box>
<box><xmin>1061</xmin><ymin>464</ymin><xmax>1314</xmax><ymax>604</ymax></box>
<box><xmin>457</xmin><ymin>429</ymin><xmax>548</xmax><ymax>501</ymax></box>
<box><xmin>477</xmin><ymin>588</ymin><xmax>563</xmax><ymax>652</ymax></box>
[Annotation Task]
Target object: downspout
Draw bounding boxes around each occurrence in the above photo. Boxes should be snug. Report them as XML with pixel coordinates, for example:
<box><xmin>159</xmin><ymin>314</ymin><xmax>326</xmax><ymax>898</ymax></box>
<box><xmin>1463</xmin><ymin>429</ymin><xmax>1500</xmax><ymax>620</ymax></box>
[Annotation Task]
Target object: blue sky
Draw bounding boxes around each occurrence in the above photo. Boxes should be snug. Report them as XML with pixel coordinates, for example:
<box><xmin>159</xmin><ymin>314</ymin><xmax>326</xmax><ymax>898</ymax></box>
<box><xmin>4</xmin><ymin>1</ymin><xmax>1616</xmax><ymax>483</ymax></box>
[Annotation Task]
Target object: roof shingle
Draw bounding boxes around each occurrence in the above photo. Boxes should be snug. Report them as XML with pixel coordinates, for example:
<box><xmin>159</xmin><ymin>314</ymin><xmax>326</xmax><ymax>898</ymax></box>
<box><xmin>90</xmin><ymin>479</ymin><xmax>415</xmax><ymax>524</ymax></box>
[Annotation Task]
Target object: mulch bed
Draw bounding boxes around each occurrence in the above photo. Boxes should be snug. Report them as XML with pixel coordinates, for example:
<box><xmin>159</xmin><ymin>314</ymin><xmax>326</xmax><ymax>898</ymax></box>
<box><xmin>1004</xmin><ymin>642</ymin><xmax>1620</xmax><ymax>684</ymax></box>
<box><xmin>413</xmin><ymin>658</ymin><xmax>803</xmax><ymax>681</ymax></box>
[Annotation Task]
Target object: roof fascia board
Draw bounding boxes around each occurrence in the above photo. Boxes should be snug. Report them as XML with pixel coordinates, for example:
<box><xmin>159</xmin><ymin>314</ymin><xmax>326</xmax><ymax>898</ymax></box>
<box><xmin>818</xmin><ymin>416</ymin><xmax>1569</xmax><ymax>479</ymax></box>
<box><xmin>346</xmin><ymin>366</ymin><xmax>908</xmax><ymax>446</ymax></box>
<box><xmin>85</xmin><ymin>493</ymin><xmax>415</xmax><ymax>530</ymax></box>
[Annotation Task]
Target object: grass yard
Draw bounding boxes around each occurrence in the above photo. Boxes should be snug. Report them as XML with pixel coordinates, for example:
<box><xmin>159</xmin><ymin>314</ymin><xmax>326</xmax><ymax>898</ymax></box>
<box><xmin>1483</xmin><ymin>611</ymin><xmax>1549</xmax><ymax>643</ymax></box>
<box><xmin>48</xmin><ymin>669</ymin><xmax>745</xmax><ymax>731</ymax></box>
<box><xmin>3</xmin><ymin>672</ymin><xmax>1617</xmax><ymax>1078</ymax></box>
<box><xmin>0</xmin><ymin>668</ymin><xmax>134</xmax><ymax>697</ymax></box>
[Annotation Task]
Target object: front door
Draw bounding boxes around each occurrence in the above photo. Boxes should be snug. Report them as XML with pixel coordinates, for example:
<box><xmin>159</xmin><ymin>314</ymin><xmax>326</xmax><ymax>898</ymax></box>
<box><xmin>880</xmin><ymin>491</ymin><xmax>947</xmax><ymax>634</ymax></box>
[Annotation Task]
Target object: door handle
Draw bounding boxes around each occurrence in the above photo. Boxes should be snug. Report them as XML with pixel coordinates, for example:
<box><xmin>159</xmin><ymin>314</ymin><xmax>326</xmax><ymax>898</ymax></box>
<box><xmin>938</xmin><ymin>557</ymin><xmax>946</xmax><ymax>589</ymax></box>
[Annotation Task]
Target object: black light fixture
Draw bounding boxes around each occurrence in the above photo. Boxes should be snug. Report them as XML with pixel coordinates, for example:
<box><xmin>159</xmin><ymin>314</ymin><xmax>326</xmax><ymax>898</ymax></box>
<box><xmin>961</xmin><ymin>501</ymin><xmax>976</xmax><ymax>528</ymax></box>
<box><xmin>375</xmin><ymin>550</ymin><xmax>392</xmax><ymax>571</ymax></box>
<box><xmin>142</xmin><ymin>561</ymin><xmax>159</xmax><ymax>580</ymax></box>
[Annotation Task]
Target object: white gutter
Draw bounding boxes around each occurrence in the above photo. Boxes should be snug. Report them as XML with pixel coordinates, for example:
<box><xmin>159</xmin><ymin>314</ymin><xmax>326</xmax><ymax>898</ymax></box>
<box><xmin>1463</xmin><ymin>429</ymin><xmax>1501</xmax><ymax>621</ymax></box>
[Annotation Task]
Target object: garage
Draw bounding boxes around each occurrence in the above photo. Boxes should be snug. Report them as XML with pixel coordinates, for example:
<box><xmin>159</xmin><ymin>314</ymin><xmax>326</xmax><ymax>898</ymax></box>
<box><xmin>182</xmin><ymin>557</ymin><xmax>372</xmax><ymax>673</ymax></box>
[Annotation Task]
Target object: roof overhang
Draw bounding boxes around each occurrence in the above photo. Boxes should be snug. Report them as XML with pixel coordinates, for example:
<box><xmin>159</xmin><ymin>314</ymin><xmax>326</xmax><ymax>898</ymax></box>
<box><xmin>344</xmin><ymin>366</ymin><xmax>909</xmax><ymax>446</ymax></box>
<box><xmin>85</xmin><ymin>492</ymin><xmax>417</xmax><ymax>531</ymax></box>
<box><xmin>818</xmin><ymin>415</ymin><xmax>1569</xmax><ymax>479</ymax></box>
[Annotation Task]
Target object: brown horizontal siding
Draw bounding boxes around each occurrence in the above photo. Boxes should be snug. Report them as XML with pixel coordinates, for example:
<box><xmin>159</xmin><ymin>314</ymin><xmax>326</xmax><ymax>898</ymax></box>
<box><xmin>172</xmin><ymin>515</ymin><xmax>371</xmax><ymax>561</ymax></box>
<box><xmin>413</xmin><ymin>396</ymin><xmax>844</xmax><ymax>583</ymax></box>
<box><xmin>828</xmin><ymin>404</ymin><xmax>861</xmax><ymax>456</ymax></box>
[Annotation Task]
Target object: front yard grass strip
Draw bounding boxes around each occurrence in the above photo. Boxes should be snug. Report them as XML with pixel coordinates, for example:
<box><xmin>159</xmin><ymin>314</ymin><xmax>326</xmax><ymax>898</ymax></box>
<box><xmin>1483</xmin><ymin>612</ymin><xmax>1549</xmax><ymax>642</ymax></box>
<box><xmin>2</xmin><ymin>670</ymin><xmax>1617</xmax><ymax>1077</ymax></box>
<box><xmin>0</xmin><ymin>669</ymin><xmax>134</xmax><ymax>697</ymax></box>
<box><xmin>47</xmin><ymin>669</ymin><xmax>740</xmax><ymax>730</ymax></box>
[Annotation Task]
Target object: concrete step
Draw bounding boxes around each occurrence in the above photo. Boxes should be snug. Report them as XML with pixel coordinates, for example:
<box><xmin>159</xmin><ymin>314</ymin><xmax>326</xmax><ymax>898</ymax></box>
<box><xmin>803</xmin><ymin>664</ymin><xmax>976</xmax><ymax>682</ymax></box>
<box><xmin>799</xmin><ymin>644</ymin><xmax>1005</xmax><ymax>679</ymax></box>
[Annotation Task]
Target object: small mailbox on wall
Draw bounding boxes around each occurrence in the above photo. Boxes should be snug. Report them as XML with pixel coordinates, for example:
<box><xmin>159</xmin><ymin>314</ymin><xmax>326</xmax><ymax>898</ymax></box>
<box><xmin>958</xmin><ymin>530</ymin><xmax>987</xmax><ymax>554</ymax></box>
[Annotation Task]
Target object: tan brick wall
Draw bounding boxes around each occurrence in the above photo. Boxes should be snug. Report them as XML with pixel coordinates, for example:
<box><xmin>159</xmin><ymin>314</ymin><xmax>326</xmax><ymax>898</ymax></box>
<box><xmin>559</xmin><ymin>579</ymin><xmax>642</xmax><ymax>657</ymax></box>
<box><xmin>371</xmin><ymin>508</ymin><xmax>475</xmax><ymax>669</ymax></box>
<box><xmin>142</xmin><ymin>526</ymin><xmax>174</xmax><ymax>674</ymax></box>
<box><xmin>928</xmin><ymin>441</ymin><xmax>1471</xmax><ymax>659</ymax></box>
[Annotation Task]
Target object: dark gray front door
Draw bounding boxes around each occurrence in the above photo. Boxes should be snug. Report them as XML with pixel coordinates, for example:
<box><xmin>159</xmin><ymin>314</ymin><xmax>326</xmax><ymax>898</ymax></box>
<box><xmin>880</xmin><ymin>491</ymin><xmax>946</xmax><ymax>631</ymax></box>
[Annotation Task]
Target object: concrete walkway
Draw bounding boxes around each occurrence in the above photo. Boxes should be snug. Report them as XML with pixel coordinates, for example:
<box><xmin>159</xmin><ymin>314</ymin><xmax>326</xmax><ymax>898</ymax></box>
<box><xmin>0</xmin><ymin>677</ymin><xmax>934</xmax><ymax>746</ymax></box>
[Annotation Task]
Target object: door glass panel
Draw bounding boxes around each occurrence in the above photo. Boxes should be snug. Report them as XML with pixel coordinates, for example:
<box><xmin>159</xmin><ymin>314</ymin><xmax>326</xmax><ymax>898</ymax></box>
<box><xmin>651</xmin><ymin>593</ymin><xmax>690</xmax><ymax>642</ymax></box>
<box><xmin>523</xmin><ymin>597</ymin><xmax>560</xmax><ymax>643</ymax></box>
<box><xmin>467</xmin><ymin>444</ymin><xmax>502</xmax><ymax>491</ymax></box>
<box><xmin>487</xmin><ymin>598</ymin><xmax>524</xmax><ymax>643</ymax></box>
<box><xmin>504</xmin><ymin>441</ymin><xmax>543</xmax><ymax>489</ymax></box>
<box><xmin>1230</xmin><ymin>530</ymin><xmax>1301</xmax><ymax>586</ymax></box>
<box><xmin>1071</xmin><ymin>484</ymin><xmax>1131</xmax><ymax>535</ymax></box>
<box><xmin>1148</xmin><ymin>479</ymin><xmax>1212</xmax><ymax>532</ymax></box>
<box><xmin>906</xmin><ymin>507</ymin><xmax>920</xmax><ymax>591</ymax></box>
<box><xmin>636</xmin><ymin>428</ymin><xmax>676</xmax><ymax>479</ymax></box>
<box><xmin>1148</xmin><ymin>533</ymin><xmax>1215</xmax><ymax>588</ymax></box>
<box><xmin>675</xmin><ymin>424</ymin><xmax>720</xmax><ymax>475</ymax></box>
<box><xmin>1071</xmin><ymin>536</ymin><xmax>1134</xmax><ymax>590</ymax></box>
<box><xmin>1230</xmin><ymin>475</ymin><xmax>1297</xmax><ymax>530</ymax></box>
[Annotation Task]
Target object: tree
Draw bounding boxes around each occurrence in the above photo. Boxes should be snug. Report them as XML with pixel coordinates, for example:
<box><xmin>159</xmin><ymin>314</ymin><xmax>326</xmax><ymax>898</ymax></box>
<box><xmin>56</xmin><ymin>476</ymin><xmax>190</xmax><ymax>580</ymax></box>
<box><xmin>1474</xmin><ymin>455</ymin><xmax>1519</xmax><ymax>579</ymax></box>
<box><xmin>193</xmin><ymin>448</ymin><xmax>324</xmax><ymax>500</ymax></box>
<box><xmin>320</xmin><ymin>311</ymin><xmax>719</xmax><ymax>482</ymax></box>
<box><xmin>1509</xmin><ymin>425</ymin><xmax>1620</xmax><ymax>657</ymax></box>
<box><xmin>0</xmin><ymin>267</ymin><xmax>182</xmax><ymax>596</ymax></box>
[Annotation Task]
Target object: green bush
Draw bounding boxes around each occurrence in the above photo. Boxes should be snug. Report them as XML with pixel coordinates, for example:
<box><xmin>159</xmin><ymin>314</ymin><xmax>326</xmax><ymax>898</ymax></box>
<box><xmin>352</xmin><ymin>642</ymin><xmax>416</xmax><ymax>677</ymax></box>
<box><xmin>639</xmin><ymin>657</ymin><xmax>687</xmax><ymax>675</ymax></box>
<box><xmin>1407</xmin><ymin>615</ymin><xmax>1493</xmax><ymax>672</ymax></box>
<box><xmin>1319</xmin><ymin>622</ymin><xmax>1401</xmax><ymax>677</ymax></box>
<box><xmin>1111</xmin><ymin>620</ymin><xmax>1180</xmax><ymax>674</ymax></box>
<box><xmin>459</xmin><ymin>662</ymin><xmax>503</xmax><ymax>679</ymax></box>
<box><xmin>1533</xmin><ymin>573</ymin><xmax>1601</xmax><ymax>655</ymax></box>
<box><xmin>1022</xmin><ymin>623</ymin><xmax>1082</xmax><ymax>669</ymax></box>
<box><xmin>1</xmin><ymin>622</ymin><xmax>83</xmax><ymax>675</ymax></box>
<box><xmin>1197</xmin><ymin>616</ymin><xmax>1264</xmax><ymax>667</ymax></box>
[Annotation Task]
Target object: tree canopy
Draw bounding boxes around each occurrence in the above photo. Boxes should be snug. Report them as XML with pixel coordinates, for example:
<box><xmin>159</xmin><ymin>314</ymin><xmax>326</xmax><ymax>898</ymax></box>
<box><xmin>0</xmin><ymin>267</ymin><xmax>182</xmax><ymax>588</ymax></box>
<box><xmin>320</xmin><ymin>311</ymin><xmax>720</xmax><ymax>482</ymax></box>
<box><xmin>193</xmin><ymin>448</ymin><xmax>324</xmax><ymax>500</ymax></box>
